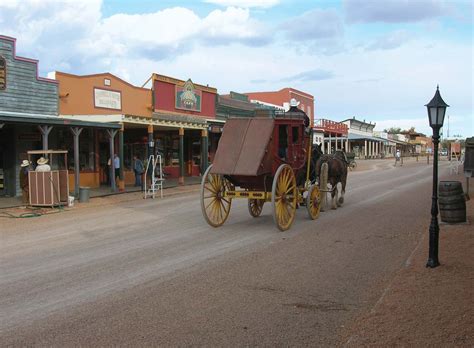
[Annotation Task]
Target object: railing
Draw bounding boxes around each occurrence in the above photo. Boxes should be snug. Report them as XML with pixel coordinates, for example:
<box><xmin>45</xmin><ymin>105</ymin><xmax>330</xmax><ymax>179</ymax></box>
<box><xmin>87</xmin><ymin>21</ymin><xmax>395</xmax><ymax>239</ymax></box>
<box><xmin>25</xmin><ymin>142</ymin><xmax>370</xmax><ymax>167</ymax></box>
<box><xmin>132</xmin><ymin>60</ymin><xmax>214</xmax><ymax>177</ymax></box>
<box><xmin>314</xmin><ymin>119</ymin><xmax>348</xmax><ymax>135</ymax></box>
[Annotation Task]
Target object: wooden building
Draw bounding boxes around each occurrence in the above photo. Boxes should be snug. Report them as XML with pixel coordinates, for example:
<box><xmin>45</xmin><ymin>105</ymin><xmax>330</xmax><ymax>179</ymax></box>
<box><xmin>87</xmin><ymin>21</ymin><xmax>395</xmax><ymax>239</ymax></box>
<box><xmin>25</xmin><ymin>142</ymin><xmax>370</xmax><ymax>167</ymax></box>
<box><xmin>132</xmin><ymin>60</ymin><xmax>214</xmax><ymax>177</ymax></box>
<box><xmin>245</xmin><ymin>88</ymin><xmax>315</xmax><ymax>125</ymax></box>
<box><xmin>0</xmin><ymin>35</ymin><xmax>119</xmax><ymax>200</ymax></box>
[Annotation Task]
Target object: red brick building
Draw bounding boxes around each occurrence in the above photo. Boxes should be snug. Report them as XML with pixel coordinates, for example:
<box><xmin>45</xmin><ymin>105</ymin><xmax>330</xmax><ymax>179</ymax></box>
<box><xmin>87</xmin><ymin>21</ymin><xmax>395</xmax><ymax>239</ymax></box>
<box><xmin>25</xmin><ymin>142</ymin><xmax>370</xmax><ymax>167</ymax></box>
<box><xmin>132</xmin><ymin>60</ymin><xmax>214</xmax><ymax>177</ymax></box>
<box><xmin>245</xmin><ymin>88</ymin><xmax>314</xmax><ymax>125</ymax></box>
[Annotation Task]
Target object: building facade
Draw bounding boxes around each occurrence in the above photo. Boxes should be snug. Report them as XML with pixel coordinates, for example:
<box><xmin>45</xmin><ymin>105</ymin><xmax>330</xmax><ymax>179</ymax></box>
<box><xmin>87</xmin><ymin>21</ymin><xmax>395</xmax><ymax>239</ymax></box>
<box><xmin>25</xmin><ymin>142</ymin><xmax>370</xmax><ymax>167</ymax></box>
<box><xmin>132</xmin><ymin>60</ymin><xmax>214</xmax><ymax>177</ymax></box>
<box><xmin>0</xmin><ymin>36</ymin><xmax>118</xmax><ymax>200</ymax></box>
<box><xmin>342</xmin><ymin>117</ymin><xmax>384</xmax><ymax>159</ymax></box>
<box><xmin>246</xmin><ymin>88</ymin><xmax>314</xmax><ymax>125</ymax></box>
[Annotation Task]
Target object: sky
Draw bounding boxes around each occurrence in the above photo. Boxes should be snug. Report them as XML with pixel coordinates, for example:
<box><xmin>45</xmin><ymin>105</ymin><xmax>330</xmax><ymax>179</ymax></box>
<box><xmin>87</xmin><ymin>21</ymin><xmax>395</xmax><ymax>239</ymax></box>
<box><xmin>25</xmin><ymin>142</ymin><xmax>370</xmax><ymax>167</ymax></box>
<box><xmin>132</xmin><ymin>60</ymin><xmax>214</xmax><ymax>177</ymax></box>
<box><xmin>0</xmin><ymin>0</ymin><xmax>472</xmax><ymax>137</ymax></box>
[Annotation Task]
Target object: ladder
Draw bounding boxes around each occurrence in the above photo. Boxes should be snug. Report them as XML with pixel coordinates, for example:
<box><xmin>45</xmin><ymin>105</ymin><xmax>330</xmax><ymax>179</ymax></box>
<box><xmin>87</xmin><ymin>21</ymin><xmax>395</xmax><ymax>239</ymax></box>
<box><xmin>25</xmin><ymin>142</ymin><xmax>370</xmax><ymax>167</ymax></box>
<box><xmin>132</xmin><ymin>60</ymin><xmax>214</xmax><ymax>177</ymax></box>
<box><xmin>144</xmin><ymin>155</ymin><xmax>164</xmax><ymax>199</ymax></box>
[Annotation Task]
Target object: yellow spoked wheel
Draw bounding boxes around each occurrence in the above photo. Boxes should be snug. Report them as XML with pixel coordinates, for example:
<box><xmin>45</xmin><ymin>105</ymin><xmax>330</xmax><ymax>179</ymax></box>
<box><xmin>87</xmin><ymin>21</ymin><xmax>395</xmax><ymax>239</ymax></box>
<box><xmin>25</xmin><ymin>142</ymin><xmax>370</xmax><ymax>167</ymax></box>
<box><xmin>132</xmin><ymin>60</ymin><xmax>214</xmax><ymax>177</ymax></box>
<box><xmin>271</xmin><ymin>164</ymin><xmax>297</xmax><ymax>231</ymax></box>
<box><xmin>200</xmin><ymin>165</ymin><xmax>233</xmax><ymax>227</ymax></box>
<box><xmin>248</xmin><ymin>199</ymin><xmax>264</xmax><ymax>217</ymax></box>
<box><xmin>306</xmin><ymin>184</ymin><xmax>321</xmax><ymax>220</ymax></box>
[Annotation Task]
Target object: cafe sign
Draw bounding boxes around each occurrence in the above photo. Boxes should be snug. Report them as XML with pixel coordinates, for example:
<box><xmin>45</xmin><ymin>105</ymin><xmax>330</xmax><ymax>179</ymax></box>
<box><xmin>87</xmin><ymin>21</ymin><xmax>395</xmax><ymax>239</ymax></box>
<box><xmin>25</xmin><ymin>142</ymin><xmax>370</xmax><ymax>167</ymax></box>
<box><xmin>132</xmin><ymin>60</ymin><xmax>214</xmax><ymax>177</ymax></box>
<box><xmin>94</xmin><ymin>88</ymin><xmax>121</xmax><ymax>110</ymax></box>
<box><xmin>0</xmin><ymin>56</ymin><xmax>6</xmax><ymax>90</ymax></box>
<box><xmin>176</xmin><ymin>79</ymin><xmax>202</xmax><ymax>112</ymax></box>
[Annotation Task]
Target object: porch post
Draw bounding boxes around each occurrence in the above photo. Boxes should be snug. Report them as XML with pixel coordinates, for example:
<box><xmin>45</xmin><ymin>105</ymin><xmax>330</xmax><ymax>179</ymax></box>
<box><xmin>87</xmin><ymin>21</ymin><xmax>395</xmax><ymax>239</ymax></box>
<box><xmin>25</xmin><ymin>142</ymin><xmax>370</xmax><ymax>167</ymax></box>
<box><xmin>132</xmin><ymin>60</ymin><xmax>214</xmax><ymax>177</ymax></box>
<box><xmin>329</xmin><ymin>133</ymin><xmax>332</xmax><ymax>154</ymax></box>
<box><xmin>147</xmin><ymin>124</ymin><xmax>154</xmax><ymax>160</ymax></box>
<box><xmin>119</xmin><ymin>124</ymin><xmax>124</xmax><ymax>189</ymax></box>
<box><xmin>364</xmin><ymin>140</ymin><xmax>368</xmax><ymax>159</ymax></box>
<box><xmin>179</xmin><ymin>127</ymin><xmax>184</xmax><ymax>185</ymax></box>
<box><xmin>70</xmin><ymin>127</ymin><xmax>83</xmax><ymax>198</ymax></box>
<box><xmin>38</xmin><ymin>125</ymin><xmax>53</xmax><ymax>151</ymax></box>
<box><xmin>201</xmin><ymin>129</ymin><xmax>208</xmax><ymax>174</ymax></box>
<box><xmin>107</xmin><ymin>129</ymin><xmax>118</xmax><ymax>192</ymax></box>
<box><xmin>345</xmin><ymin>138</ymin><xmax>349</xmax><ymax>152</ymax></box>
<box><xmin>335</xmin><ymin>134</ymin><xmax>338</xmax><ymax>150</ymax></box>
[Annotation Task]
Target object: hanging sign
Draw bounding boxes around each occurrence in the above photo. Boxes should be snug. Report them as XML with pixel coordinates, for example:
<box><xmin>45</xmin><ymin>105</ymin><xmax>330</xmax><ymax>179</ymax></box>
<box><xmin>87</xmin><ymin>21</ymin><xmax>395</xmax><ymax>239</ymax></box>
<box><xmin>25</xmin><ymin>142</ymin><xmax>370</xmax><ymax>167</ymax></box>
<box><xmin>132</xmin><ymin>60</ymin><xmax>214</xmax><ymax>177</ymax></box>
<box><xmin>0</xmin><ymin>56</ymin><xmax>6</xmax><ymax>90</ymax></box>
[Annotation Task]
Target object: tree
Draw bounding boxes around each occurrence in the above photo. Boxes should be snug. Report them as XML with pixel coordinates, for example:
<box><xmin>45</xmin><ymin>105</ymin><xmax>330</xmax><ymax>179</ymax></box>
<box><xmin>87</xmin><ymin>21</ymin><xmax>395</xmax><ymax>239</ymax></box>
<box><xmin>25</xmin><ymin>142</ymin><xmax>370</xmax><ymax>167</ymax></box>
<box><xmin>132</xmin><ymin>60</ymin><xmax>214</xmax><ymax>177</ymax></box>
<box><xmin>384</xmin><ymin>127</ymin><xmax>402</xmax><ymax>134</ymax></box>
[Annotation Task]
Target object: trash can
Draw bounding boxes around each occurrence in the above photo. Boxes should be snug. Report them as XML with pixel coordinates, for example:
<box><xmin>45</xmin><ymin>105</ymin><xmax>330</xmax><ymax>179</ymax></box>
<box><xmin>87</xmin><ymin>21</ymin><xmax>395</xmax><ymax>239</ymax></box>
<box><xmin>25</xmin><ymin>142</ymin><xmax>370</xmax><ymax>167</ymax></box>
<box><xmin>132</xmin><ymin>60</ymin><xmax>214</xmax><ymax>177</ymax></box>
<box><xmin>79</xmin><ymin>186</ymin><xmax>90</xmax><ymax>203</ymax></box>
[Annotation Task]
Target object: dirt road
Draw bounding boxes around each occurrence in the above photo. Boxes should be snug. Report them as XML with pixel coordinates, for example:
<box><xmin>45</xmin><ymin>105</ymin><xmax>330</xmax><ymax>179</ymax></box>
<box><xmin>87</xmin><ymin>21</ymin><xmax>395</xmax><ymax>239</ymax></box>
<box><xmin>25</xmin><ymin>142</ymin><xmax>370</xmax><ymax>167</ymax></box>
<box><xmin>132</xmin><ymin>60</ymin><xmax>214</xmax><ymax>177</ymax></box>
<box><xmin>0</xmin><ymin>160</ymin><xmax>454</xmax><ymax>346</ymax></box>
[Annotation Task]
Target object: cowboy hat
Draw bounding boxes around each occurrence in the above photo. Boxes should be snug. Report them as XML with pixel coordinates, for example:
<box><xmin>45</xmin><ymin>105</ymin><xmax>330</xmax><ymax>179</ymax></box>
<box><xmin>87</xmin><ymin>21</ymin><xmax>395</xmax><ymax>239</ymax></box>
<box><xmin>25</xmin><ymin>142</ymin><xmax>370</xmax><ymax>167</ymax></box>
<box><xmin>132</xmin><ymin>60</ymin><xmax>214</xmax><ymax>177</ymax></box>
<box><xmin>37</xmin><ymin>157</ymin><xmax>49</xmax><ymax>165</ymax></box>
<box><xmin>20</xmin><ymin>160</ymin><xmax>31</xmax><ymax>168</ymax></box>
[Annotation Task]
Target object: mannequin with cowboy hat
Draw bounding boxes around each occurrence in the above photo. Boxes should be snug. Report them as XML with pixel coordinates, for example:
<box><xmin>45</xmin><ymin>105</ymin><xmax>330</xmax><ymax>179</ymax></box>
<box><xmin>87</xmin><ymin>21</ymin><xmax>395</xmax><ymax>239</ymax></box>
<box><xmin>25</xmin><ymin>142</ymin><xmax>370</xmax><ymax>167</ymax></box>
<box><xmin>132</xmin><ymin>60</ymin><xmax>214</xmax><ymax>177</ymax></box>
<box><xmin>19</xmin><ymin>159</ymin><xmax>31</xmax><ymax>204</ymax></box>
<box><xmin>35</xmin><ymin>157</ymin><xmax>51</xmax><ymax>172</ymax></box>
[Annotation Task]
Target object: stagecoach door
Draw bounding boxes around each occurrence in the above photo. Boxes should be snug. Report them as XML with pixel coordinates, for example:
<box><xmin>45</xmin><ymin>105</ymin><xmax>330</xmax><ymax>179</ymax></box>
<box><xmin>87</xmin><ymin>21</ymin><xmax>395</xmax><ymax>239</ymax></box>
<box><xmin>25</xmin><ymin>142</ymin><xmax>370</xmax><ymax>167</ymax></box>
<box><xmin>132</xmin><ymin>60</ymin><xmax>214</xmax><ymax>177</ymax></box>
<box><xmin>289</xmin><ymin>125</ymin><xmax>304</xmax><ymax>167</ymax></box>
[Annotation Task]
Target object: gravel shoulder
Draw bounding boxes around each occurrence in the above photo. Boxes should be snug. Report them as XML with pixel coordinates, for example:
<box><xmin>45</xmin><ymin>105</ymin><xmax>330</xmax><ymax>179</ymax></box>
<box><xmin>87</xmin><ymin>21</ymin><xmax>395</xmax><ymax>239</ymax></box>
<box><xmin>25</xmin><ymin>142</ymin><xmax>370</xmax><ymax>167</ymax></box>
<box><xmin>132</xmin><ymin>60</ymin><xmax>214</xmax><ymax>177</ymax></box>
<box><xmin>342</xmin><ymin>171</ymin><xmax>474</xmax><ymax>347</ymax></box>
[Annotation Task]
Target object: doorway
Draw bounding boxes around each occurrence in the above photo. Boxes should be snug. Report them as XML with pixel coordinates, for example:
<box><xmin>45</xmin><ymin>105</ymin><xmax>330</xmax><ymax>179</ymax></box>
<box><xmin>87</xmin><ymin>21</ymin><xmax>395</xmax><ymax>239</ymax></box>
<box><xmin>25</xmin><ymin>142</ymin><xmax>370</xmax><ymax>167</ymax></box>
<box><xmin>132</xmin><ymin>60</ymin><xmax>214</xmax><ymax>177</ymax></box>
<box><xmin>0</xmin><ymin>145</ymin><xmax>5</xmax><ymax>196</ymax></box>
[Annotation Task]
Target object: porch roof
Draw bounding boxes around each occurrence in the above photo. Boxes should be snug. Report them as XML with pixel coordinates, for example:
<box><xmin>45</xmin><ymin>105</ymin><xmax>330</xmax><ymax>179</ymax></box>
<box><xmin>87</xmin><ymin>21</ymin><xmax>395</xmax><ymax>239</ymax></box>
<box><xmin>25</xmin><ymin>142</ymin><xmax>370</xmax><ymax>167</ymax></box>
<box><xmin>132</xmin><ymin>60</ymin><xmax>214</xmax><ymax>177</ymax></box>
<box><xmin>0</xmin><ymin>111</ymin><xmax>120</xmax><ymax>129</ymax></box>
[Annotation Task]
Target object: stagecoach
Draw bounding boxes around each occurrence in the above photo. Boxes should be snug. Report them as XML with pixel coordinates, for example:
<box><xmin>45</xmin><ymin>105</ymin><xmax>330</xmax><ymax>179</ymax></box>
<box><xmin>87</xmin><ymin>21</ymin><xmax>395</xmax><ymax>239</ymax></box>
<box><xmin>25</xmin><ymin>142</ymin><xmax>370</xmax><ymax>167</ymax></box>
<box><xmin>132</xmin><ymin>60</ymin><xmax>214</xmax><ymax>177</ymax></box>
<box><xmin>200</xmin><ymin>105</ymin><xmax>322</xmax><ymax>231</ymax></box>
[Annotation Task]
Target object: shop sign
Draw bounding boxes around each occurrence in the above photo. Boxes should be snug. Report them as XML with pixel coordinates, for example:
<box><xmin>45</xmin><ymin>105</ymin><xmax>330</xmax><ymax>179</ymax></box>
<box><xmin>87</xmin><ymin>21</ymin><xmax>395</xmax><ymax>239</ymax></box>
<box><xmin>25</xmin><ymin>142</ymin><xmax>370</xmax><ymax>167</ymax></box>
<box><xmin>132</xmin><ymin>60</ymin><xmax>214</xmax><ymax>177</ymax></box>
<box><xmin>94</xmin><ymin>88</ymin><xmax>121</xmax><ymax>110</ymax></box>
<box><xmin>208</xmin><ymin>125</ymin><xmax>223</xmax><ymax>133</ymax></box>
<box><xmin>176</xmin><ymin>79</ymin><xmax>201</xmax><ymax>112</ymax></box>
<box><xmin>0</xmin><ymin>56</ymin><xmax>6</xmax><ymax>90</ymax></box>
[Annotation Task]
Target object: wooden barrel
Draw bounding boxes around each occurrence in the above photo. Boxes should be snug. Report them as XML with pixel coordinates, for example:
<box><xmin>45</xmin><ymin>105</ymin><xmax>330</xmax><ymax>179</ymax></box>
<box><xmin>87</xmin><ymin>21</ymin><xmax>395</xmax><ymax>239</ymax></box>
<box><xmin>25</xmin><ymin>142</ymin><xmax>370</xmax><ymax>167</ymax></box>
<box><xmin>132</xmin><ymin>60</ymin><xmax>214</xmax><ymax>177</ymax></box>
<box><xmin>438</xmin><ymin>181</ymin><xmax>466</xmax><ymax>223</ymax></box>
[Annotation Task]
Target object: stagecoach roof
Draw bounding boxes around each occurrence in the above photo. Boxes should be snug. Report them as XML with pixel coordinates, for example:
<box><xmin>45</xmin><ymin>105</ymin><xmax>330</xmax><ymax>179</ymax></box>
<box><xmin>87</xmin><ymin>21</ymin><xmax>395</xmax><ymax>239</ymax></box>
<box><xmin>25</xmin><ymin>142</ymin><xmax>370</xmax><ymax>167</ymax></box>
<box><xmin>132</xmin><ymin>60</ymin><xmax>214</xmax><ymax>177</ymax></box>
<box><xmin>211</xmin><ymin>118</ymin><xmax>275</xmax><ymax>176</ymax></box>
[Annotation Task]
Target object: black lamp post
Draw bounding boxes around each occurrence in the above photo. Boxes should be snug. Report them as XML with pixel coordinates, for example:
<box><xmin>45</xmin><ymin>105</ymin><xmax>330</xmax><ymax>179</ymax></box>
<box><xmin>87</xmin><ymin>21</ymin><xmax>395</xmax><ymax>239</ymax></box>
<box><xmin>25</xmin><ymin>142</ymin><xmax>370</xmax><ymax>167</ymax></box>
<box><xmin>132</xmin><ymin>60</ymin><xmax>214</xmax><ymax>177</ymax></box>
<box><xmin>425</xmin><ymin>85</ymin><xmax>449</xmax><ymax>268</ymax></box>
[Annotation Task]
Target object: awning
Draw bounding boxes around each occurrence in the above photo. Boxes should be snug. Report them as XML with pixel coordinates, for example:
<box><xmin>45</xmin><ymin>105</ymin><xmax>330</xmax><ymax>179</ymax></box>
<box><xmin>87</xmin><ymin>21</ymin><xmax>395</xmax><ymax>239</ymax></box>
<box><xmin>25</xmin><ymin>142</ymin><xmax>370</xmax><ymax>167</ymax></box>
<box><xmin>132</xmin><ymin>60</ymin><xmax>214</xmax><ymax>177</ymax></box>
<box><xmin>1</xmin><ymin>111</ymin><xmax>120</xmax><ymax>129</ymax></box>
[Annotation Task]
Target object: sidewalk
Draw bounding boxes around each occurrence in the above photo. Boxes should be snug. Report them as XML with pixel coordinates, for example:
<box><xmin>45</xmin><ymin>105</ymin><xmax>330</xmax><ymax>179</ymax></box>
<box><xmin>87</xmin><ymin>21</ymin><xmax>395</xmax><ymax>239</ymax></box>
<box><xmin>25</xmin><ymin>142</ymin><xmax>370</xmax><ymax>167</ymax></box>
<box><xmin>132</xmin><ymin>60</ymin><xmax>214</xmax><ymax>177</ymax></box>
<box><xmin>0</xmin><ymin>176</ymin><xmax>202</xmax><ymax>209</ymax></box>
<box><xmin>343</xmin><ymin>172</ymin><xmax>473</xmax><ymax>346</ymax></box>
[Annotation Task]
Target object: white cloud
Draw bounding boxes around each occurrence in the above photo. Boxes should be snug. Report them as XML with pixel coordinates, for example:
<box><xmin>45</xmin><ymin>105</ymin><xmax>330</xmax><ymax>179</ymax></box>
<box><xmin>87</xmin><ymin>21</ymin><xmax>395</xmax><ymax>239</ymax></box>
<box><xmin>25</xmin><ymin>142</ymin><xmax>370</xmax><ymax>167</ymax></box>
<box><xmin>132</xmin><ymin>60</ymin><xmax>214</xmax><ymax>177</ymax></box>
<box><xmin>366</xmin><ymin>30</ymin><xmax>414</xmax><ymax>51</ymax></box>
<box><xmin>344</xmin><ymin>0</ymin><xmax>447</xmax><ymax>23</ymax></box>
<box><xmin>204</xmin><ymin>0</ymin><xmax>279</xmax><ymax>9</ymax></box>
<box><xmin>0</xmin><ymin>1</ymin><xmax>471</xmax><ymax>137</ymax></box>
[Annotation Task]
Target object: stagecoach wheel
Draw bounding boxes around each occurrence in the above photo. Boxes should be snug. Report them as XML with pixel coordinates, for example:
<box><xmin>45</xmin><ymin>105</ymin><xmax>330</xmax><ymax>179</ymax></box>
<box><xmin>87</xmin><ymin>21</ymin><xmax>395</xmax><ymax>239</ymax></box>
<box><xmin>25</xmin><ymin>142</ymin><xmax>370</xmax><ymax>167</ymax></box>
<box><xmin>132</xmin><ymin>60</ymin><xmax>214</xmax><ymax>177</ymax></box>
<box><xmin>248</xmin><ymin>199</ymin><xmax>264</xmax><ymax>217</ymax></box>
<box><xmin>306</xmin><ymin>184</ymin><xmax>321</xmax><ymax>220</ymax></box>
<box><xmin>200</xmin><ymin>165</ymin><xmax>233</xmax><ymax>227</ymax></box>
<box><xmin>272</xmin><ymin>164</ymin><xmax>297</xmax><ymax>231</ymax></box>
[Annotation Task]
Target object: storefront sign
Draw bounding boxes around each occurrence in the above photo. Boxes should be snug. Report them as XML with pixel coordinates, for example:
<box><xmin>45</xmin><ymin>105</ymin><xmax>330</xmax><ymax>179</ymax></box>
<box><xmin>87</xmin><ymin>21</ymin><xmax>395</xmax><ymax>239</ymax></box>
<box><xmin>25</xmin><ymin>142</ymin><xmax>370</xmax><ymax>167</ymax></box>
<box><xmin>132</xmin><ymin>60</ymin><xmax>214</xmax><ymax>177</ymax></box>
<box><xmin>176</xmin><ymin>79</ymin><xmax>201</xmax><ymax>112</ymax></box>
<box><xmin>208</xmin><ymin>125</ymin><xmax>223</xmax><ymax>133</ymax></box>
<box><xmin>94</xmin><ymin>88</ymin><xmax>121</xmax><ymax>110</ymax></box>
<box><xmin>0</xmin><ymin>56</ymin><xmax>6</xmax><ymax>90</ymax></box>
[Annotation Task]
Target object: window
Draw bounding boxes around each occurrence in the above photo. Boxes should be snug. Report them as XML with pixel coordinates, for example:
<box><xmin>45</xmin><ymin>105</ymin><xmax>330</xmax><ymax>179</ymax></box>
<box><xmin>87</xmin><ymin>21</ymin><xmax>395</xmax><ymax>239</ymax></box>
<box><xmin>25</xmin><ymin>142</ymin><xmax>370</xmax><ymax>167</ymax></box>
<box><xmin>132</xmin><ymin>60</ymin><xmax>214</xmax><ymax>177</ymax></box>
<box><xmin>292</xmin><ymin>127</ymin><xmax>299</xmax><ymax>144</ymax></box>
<box><xmin>58</xmin><ymin>128</ymin><xmax>96</xmax><ymax>171</ymax></box>
<box><xmin>278</xmin><ymin>125</ymin><xmax>288</xmax><ymax>159</ymax></box>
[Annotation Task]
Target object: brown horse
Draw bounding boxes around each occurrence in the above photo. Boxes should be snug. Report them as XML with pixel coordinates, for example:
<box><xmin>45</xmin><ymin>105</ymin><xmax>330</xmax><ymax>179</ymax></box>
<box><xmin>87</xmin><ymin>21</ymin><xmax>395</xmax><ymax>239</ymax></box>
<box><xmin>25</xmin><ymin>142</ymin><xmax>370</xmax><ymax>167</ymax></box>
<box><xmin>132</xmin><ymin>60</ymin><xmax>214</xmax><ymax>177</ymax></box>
<box><xmin>311</xmin><ymin>144</ymin><xmax>348</xmax><ymax>209</ymax></box>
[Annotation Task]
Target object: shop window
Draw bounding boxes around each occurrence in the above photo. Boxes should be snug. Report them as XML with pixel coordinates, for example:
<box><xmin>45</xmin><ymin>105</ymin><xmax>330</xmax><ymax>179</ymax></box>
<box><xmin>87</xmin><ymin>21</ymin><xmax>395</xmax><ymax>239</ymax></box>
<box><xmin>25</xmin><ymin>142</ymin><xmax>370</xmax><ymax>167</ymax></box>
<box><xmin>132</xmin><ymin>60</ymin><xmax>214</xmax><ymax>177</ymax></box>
<box><xmin>124</xmin><ymin>143</ymin><xmax>147</xmax><ymax>170</ymax></box>
<box><xmin>192</xmin><ymin>139</ymin><xmax>201</xmax><ymax>165</ymax></box>
<box><xmin>58</xmin><ymin>129</ymin><xmax>96</xmax><ymax>171</ymax></box>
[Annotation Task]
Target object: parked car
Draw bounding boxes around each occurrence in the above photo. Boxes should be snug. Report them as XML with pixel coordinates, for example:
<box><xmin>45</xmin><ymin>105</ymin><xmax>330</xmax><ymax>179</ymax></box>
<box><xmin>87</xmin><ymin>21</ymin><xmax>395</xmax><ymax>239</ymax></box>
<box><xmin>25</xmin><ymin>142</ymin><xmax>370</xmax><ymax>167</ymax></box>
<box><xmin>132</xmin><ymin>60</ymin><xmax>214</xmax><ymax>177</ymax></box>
<box><xmin>440</xmin><ymin>149</ymin><xmax>448</xmax><ymax>156</ymax></box>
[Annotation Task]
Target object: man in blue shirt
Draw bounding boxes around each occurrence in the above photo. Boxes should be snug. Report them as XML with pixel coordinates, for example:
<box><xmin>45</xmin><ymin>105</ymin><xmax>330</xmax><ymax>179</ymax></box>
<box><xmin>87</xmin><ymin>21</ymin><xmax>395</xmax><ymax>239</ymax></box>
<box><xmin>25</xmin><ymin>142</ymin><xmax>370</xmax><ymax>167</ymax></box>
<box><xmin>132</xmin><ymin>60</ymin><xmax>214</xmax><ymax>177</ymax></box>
<box><xmin>113</xmin><ymin>154</ymin><xmax>120</xmax><ymax>183</ymax></box>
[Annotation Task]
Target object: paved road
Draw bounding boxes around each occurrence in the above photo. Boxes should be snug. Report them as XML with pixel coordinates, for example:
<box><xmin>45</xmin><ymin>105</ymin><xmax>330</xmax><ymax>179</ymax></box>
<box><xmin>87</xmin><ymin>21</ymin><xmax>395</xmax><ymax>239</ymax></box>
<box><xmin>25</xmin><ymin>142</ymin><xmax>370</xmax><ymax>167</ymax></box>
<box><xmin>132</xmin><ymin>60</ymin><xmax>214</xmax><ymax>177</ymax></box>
<box><xmin>0</xmin><ymin>160</ymin><xmax>449</xmax><ymax>346</ymax></box>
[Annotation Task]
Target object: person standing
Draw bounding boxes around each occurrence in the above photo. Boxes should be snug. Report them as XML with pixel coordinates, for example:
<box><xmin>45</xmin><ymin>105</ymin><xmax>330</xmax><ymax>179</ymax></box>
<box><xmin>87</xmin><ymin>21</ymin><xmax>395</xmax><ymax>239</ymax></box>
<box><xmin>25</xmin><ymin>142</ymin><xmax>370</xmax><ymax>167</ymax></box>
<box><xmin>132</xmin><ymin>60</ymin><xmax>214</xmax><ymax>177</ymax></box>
<box><xmin>133</xmin><ymin>155</ymin><xmax>144</xmax><ymax>188</ymax></box>
<box><xmin>113</xmin><ymin>153</ymin><xmax>120</xmax><ymax>184</ymax></box>
<box><xmin>395</xmin><ymin>149</ymin><xmax>401</xmax><ymax>167</ymax></box>
<box><xmin>19</xmin><ymin>160</ymin><xmax>30</xmax><ymax>204</ymax></box>
<box><xmin>35</xmin><ymin>157</ymin><xmax>51</xmax><ymax>172</ymax></box>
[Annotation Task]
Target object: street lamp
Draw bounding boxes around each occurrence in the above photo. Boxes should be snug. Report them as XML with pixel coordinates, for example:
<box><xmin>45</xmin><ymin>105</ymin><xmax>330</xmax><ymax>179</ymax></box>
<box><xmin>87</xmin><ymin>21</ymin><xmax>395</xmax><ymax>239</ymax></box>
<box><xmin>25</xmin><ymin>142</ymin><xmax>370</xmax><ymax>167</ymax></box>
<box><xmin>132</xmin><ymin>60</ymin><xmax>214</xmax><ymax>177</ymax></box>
<box><xmin>425</xmin><ymin>85</ymin><xmax>449</xmax><ymax>268</ymax></box>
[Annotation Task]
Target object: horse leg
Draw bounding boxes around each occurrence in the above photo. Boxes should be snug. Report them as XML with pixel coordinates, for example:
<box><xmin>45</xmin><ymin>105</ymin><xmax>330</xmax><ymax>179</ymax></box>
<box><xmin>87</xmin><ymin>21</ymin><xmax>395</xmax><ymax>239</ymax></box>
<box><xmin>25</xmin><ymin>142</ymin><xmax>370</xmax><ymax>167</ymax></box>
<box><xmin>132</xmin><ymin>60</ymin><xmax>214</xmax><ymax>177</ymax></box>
<box><xmin>336</xmin><ymin>182</ymin><xmax>343</xmax><ymax>207</ymax></box>
<box><xmin>338</xmin><ymin>176</ymin><xmax>347</xmax><ymax>205</ymax></box>
<box><xmin>331</xmin><ymin>186</ymin><xmax>338</xmax><ymax>210</ymax></box>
